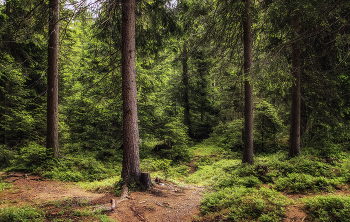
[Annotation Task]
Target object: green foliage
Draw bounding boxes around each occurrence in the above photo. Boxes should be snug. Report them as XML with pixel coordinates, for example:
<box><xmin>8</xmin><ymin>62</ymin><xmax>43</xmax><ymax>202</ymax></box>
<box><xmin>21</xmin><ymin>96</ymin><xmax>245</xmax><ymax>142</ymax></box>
<box><xmin>77</xmin><ymin>176</ymin><xmax>121</xmax><ymax>191</ymax></box>
<box><xmin>155</xmin><ymin>145</ymin><xmax>192</xmax><ymax>163</ymax></box>
<box><xmin>185</xmin><ymin>159</ymin><xmax>236</xmax><ymax>185</ymax></box>
<box><xmin>42</xmin><ymin>156</ymin><xmax>117</xmax><ymax>182</ymax></box>
<box><xmin>0</xmin><ymin>206</ymin><xmax>43</xmax><ymax>222</ymax></box>
<box><xmin>275</xmin><ymin>173</ymin><xmax>339</xmax><ymax>193</ymax></box>
<box><xmin>208</xmin><ymin>119</ymin><xmax>244</xmax><ymax>151</ymax></box>
<box><xmin>9</xmin><ymin>142</ymin><xmax>49</xmax><ymax>171</ymax></box>
<box><xmin>141</xmin><ymin>158</ymin><xmax>189</xmax><ymax>180</ymax></box>
<box><xmin>0</xmin><ymin>145</ymin><xmax>15</xmax><ymax>169</ymax></box>
<box><xmin>303</xmin><ymin>195</ymin><xmax>350</xmax><ymax>222</ymax></box>
<box><xmin>0</xmin><ymin>181</ymin><xmax>11</xmax><ymax>192</ymax></box>
<box><xmin>149</xmin><ymin>159</ymin><xmax>172</xmax><ymax>172</ymax></box>
<box><xmin>201</xmin><ymin>187</ymin><xmax>290</xmax><ymax>222</ymax></box>
<box><xmin>306</xmin><ymin>140</ymin><xmax>343</xmax><ymax>159</ymax></box>
<box><xmin>162</xmin><ymin>121</ymin><xmax>189</xmax><ymax>146</ymax></box>
<box><xmin>254</xmin><ymin>100</ymin><xmax>286</xmax><ymax>153</ymax></box>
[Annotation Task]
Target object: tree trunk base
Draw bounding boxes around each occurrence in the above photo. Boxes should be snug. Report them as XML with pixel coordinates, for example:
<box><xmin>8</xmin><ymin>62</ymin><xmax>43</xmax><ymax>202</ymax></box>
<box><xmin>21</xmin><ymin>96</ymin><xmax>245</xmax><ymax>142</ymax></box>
<box><xmin>140</xmin><ymin>172</ymin><xmax>152</xmax><ymax>189</ymax></box>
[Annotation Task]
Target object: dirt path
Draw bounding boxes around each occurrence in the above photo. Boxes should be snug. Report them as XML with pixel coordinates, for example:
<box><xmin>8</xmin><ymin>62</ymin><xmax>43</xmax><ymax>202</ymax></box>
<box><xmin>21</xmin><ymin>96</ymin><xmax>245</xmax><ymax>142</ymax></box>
<box><xmin>110</xmin><ymin>182</ymin><xmax>204</xmax><ymax>222</ymax></box>
<box><xmin>0</xmin><ymin>173</ymin><xmax>204</xmax><ymax>222</ymax></box>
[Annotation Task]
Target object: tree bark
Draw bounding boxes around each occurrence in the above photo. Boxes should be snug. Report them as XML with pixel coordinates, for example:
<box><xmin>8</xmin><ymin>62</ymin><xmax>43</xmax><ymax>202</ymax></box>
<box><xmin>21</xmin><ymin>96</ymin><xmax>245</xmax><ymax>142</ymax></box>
<box><xmin>242</xmin><ymin>0</ymin><xmax>254</xmax><ymax>165</ymax></box>
<box><xmin>47</xmin><ymin>0</ymin><xmax>59</xmax><ymax>158</ymax></box>
<box><xmin>289</xmin><ymin>14</ymin><xmax>302</xmax><ymax>157</ymax></box>
<box><xmin>182</xmin><ymin>42</ymin><xmax>191</xmax><ymax>135</ymax></box>
<box><xmin>121</xmin><ymin>0</ymin><xmax>141</xmax><ymax>183</ymax></box>
<box><xmin>140</xmin><ymin>172</ymin><xmax>152</xmax><ymax>189</ymax></box>
<box><xmin>3</xmin><ymin>1</ymin><xmax>11</xmax><ymax>145</ymax></box>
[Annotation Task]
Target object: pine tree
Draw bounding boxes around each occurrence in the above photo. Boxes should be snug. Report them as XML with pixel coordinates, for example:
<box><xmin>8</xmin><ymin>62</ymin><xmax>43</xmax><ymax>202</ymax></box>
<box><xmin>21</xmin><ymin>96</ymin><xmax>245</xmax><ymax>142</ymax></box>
<box><xmin>289</xmin><ymin>13</ymin><xmax>301</xmax><ymax>157</ymax></box>
<box><xmin>47</xmin><ymin>0</ymin><xmax>60</xmax><ymax>158</ymax></box>
<box><xmin>121</xmin><ymin>0</ymin><xmax>141</xmax><ymax>183</ymax></box>
<box><xmin>242</xmin><ymin>0</ymin><xmax>254</xmax><ymax>164</ymax></box>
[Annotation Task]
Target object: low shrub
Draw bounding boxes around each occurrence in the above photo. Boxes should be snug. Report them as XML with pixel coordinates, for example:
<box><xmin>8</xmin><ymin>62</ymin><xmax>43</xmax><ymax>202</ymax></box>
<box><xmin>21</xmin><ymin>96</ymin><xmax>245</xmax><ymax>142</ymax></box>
<box><xmin>0</xmin><ymin>145</ymin><xmax>15</xmax><ymax>169</ymax></box>
<box><xmin>275</xmin><ymin>173</ymin><xmax>340</xmax><ymax>193</ymax></box>
<box><xmin>0</xmin><ymin>206</ymin><xmax>43</xmax><ymax>222</ymax></box>
<box><xmin>8</xmin><ymin>142</ymin><xmax>49</xmax><ymax>171</ymax></box>
<box><xmin>201</xmin><ymin>187</ymin><xmax>291</xmax><ymax>222</ymax></box>
<box><xmin>303</xmin><ymin>195</ymin><xmax>350</xmax><ymax>222</ymax></box>
<box><xmin>185</xmin><ymin>159</ymin><xmax>239</xmax><ymax>186</ymax></box>
<box><xmin>42</xmin><ymin>156</ymin><xmax>117</xmax><ymax>182</ymax></box>
<box><xmin>0</xmin><ymin>181</ymin><xmax>11</xmax><ymax>192</ymax></box>
<box><xmin>154</xmin><ymin>145</ymin><xmax>192</xmax><ymax>163</ymax></box>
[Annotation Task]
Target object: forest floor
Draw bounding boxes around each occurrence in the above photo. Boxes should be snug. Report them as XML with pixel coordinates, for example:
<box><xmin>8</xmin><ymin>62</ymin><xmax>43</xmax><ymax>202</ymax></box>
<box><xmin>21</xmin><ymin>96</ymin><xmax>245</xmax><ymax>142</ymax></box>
<box><xmin>0</xmin><ymin>172</ymin><xmax>204</xmax><ymax>222</ymax></box>
<box><xmin>2</xmin><ymin>168</ymin><xmax>350</xmax><ymax>221</ymax></box>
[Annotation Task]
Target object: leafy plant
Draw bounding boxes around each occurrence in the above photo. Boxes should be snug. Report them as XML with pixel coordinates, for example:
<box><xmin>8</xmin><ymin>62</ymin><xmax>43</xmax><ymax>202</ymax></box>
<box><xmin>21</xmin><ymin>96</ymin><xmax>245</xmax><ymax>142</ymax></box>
<box><xmin>42</xmin><ymin>156</ymin><xmax>117</xmax><ymax>182</ymax></box>
<box><xmin>275</xmin><ymin>173</ymin><xmax>339</xmax><ymax>193</ymax></box>
<box><xmin>201</xmin><ymin>187</ymin><xmax>291</xmax><ymax>221</ymax></box>
<box><xmin>0</xmin><ymin>145</ymin><xmax>14</xmax><ymax>169</ymax></box>
<box><xmin>0</xmin><ymin>206</ymin><xmax>43</xmax><ymax>222</ymax></box>
<box><xmin>0</xmin><ymin>181</ymin><xmax>11</xmax><ymax>192</ymax></box>
<box><xmin>9</xmin><ymin>142</ymin><xmax>49</xmax><ymax>171</ymax></box>
<box><xmin>303</xmin><ymin>195</ymin><xmax>350</xmax><ymax>222</ymax></box>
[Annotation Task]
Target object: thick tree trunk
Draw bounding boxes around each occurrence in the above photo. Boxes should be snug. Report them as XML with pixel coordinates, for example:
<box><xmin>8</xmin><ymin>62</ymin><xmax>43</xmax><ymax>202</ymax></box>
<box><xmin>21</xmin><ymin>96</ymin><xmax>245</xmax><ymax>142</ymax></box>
<box><xmin>182</xmin><ymin>42</ymin><xmax>191</xmax><ymax>135</ymax></box>
<box><xmin>47</xmin><ymin>0</ymin><xmax>59</xmax><ymax>158</ymax></box>
<box><xmin>289</xmin><ymin>14</ymin><xmax>302</xmax><ymax>157</ymax></box>
<box><xmin>242</xmin><ymin>0</ymin><xmax>254</xmax><ymax>165</ymax></box>
<box><xmin>121</xmin><ymin>0</ymin><xmax>141</xmax><ymax>183</ymax></box>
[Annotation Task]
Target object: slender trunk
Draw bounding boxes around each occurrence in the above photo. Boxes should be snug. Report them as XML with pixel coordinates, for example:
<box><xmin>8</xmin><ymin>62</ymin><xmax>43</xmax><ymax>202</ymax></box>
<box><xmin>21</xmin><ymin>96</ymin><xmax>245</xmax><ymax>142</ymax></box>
<box><xmin>121</xmin><ymin>0</ymin><xmax>141</xmax><ymax>183</ymax></box>
<box><xmin>3</xmin><ymin>1</ymin><xmax>11</xmax><ymax>145</ymax></box>
<box><xmin>182</xmin><ymin>42</ymin><xmax>191</xmax><ymax>135</ymax></box>
<box><xmin>289</xmin><ymin>14</ymin><xmax>302</xmax><ymax>157</ymax></box>
<box><xmin>242</xmin><ymin>0</ymin><xmax>254</xmax><ymax>165</ymax></box>
<box><xmin>47</xmin><ymin>0</ymin><xmax>59</xmax><ymax>158</ymax></box>
<box><xmin>3</xmin><ymin>84</ymin><xmax>8</xmax><ymax>145</ymax></box>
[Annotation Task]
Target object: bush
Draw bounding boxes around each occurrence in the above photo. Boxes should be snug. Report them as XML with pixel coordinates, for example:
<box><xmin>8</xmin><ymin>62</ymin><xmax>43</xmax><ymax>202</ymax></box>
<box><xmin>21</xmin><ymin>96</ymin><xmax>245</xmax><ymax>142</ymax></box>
<box><xmin>9</xmin><ymin>142</ymin><xmax>48</xmax><ymax>171</ymax></box>
<box><xmin>0</xmin><ymin>145</ymin><xmax>14</xmax><ymax>169</ymax></box>
<box><xmin>0</xmin><ymin>206</ymin><xmax>43</xmax><ymax>222</ymax></box>
<box><xmin>201</xmin><ymin>187</ymin><xmax>290</xmax><ymax>221</ymax></box>
<box><xmin>275</xmin><ymin>173</ymin><xmax>339</xmax><ymax>193</ymax></box>
<box><xmin>303</xmin><ymin>195</ymin><xmax>350</xmax><ymax>222</ymax></box>
<box><xmin>208</xmin><ymin>119</ymin><xmax>243</xmax><ymax>151</ymax></box>
<box><xmin>185</xmin><ymin>159</ymin><xmax>239</xmax><ymax>186</ymax></box>
<box><xmin>0</xmin><ymin>181</ymin><xmax>12</xmax><ymax>192</ymax></box>
<box><xmin>42</xmin><ymin>156</ymin><xmax>117</xmax><ymax>182</ymax></box>
<box><xmin>154</xmin><ymin>145</ymin><xmax>191</xmax><ymax>163</ymax></box>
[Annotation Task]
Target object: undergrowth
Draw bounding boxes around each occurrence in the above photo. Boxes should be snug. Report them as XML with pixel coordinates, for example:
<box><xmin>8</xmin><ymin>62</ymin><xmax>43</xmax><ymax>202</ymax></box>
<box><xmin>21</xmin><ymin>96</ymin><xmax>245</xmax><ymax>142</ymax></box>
<box><xmin>188</xmin><ymin>145</ymin><xmax>350</xmax><ymax>221</ymax></box>
<box><xmin>0</xmin><ymin>181</ymin><xmax>11</xmax><ymax>192</ymax></box>
<box><xmin>0</xmin><ymin>206</ymin><xmax>43</xmax><ymax>222</ymax></box>
<box><xmin>303</xmin><ymin>195</ymin><xmax>350</xmax><ymax>222</ymax></box>
<box><xmin>201</xmin><ymin>187</ymin><xmax>291</xmax><ymax>221</ymax></box>
<box><xmin>3</xmin><ymin>142</ymin><xmax>350</xmax><ymax>221</ymax></box>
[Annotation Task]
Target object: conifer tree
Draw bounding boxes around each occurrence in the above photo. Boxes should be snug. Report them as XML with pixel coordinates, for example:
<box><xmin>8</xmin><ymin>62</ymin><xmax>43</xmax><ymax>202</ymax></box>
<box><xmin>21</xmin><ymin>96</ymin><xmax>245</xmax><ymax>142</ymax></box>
<box><xmin>47</xmin><ymin>0</ymin><xmax>60</xmax><ymax>158</ymax></box>
<box><xmin>121</xmin><ymin>0</ymin><xmax>141</xmax><ymax>183</ymax></box>
<box><xmin>242</xmin><ymin>0</ymin><xmax>254</xmax><ymax>164</ymax></box>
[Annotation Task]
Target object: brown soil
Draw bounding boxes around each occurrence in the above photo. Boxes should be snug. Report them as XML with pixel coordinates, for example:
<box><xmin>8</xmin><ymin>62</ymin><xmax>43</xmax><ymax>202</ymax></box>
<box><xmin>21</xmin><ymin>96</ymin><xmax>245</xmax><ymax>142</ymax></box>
<box><xmin>2</xmin><ymin>173</ymin><xmax>350</xmax><ymax>222</ymax></box>
<box><xmin>283</xmin><ymin>187</ymin><xmax>350</xmax><ymax>222</ymax></box>
<box><xmin>284</xmin><ymin>205</ymin><xmax>308</xmax><ymax>222</ymax></box>
<box><xmin>0</xmin><ymin>173</ymin><xmax>204</xmax><ymax>222</ymax></box>
<box><xmin>109</xmin><ymin>182</ymin><xmax>204</xmax><ymax>222</ymax></box>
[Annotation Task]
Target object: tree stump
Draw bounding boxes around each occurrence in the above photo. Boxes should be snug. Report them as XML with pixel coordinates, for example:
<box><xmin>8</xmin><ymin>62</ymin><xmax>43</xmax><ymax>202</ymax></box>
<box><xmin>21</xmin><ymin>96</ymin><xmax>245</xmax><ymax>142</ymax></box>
<box><xmin>140</xmin><ymin>172</ymin><xmax>152</xmax><ymax>189</ymax></box>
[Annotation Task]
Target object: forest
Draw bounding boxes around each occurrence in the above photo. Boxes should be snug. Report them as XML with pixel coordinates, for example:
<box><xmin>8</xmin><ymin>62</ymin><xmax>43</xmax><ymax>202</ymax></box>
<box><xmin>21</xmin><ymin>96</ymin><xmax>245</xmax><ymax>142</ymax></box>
<box><xmin>0</xmin><ymin>0</ymin><xmax>350</xmax><ymax>221</ymax></box>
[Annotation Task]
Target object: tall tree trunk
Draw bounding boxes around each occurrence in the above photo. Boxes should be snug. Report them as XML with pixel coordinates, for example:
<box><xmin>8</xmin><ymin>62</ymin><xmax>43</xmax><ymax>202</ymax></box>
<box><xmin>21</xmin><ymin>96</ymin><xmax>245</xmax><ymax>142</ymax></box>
<box><xmin>3</xmin><ymin>1</ymin><xmax>11</xmax><ymax>145</ymax></box>
<box><xmin>47</xmin><ymin>0</ymin><xmax>59</xmax><ymax>158</ymax></box>
<box><xmin>289</xmin><ymin>14</ymin><xmax>302</xmax><ymax>157</ymax></box>
<box><xmin>121</xmin><ymin>0</ymin><xmax>141</xmax><ymax>183</ymax></box>
<box><xmin>182</xmin><ymin>42</ymin><xmax>191</xmax><ymax>135</ymax></box>
<box><xmin>242</xmin><ymin>0</ymin><xmax>254</xmax><ymax>165</ymax></box>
